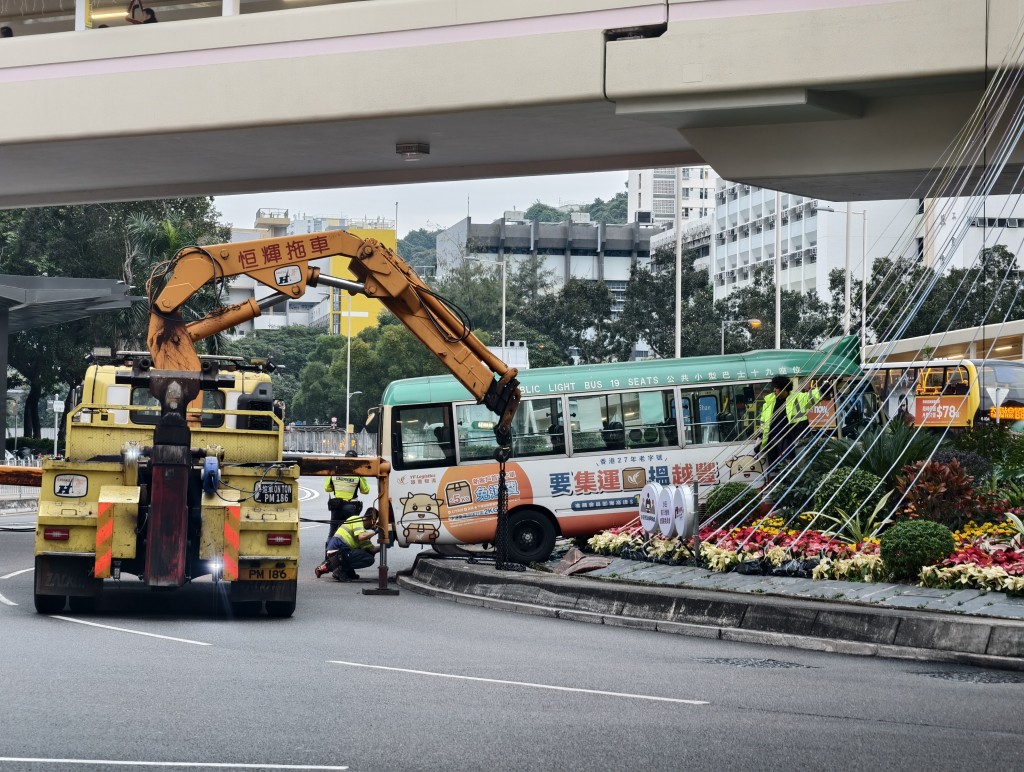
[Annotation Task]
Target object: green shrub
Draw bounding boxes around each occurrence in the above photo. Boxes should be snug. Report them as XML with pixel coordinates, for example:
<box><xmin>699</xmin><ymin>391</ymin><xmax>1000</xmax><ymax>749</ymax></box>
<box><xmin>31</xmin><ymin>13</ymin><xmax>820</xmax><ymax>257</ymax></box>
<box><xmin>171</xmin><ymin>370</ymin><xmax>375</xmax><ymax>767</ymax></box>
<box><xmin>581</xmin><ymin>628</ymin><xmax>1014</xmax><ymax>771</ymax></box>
<box><xmin>705</xmin><ymin>482</ymin><xmax>760</xmax><ymax>525</ymax></box>
<box><xmin>814</xmin><ymin>467</ymin><xmax>885</xmax><ymax>519</ymax></box>
<box><xmin>895</xmin><ymin>458</ymin><xmax>985</xmax><ymax>530</ymax></box>
<box><xmin>817</xmin><ymin>422</ymin><xmax>939</xmax><ymax>487</ymax></box>
<box><xmin>880</xmin><ymin>520</ymin><xmax>955</xmax><ymax>581</ymax></box>
<box><xmin>932</xmin><ymin>448</ymin><xmax>993</xmax><ymax>484</ymax></box>
<box><xmin>951</xmin><ymin>422</ymin><xmax>1024</xmax><ymax>469</ymax></box>
<box><xmin>5</xmin><ymin>437</ymin><xmax>54</xmax><ymax>455</ymax></box>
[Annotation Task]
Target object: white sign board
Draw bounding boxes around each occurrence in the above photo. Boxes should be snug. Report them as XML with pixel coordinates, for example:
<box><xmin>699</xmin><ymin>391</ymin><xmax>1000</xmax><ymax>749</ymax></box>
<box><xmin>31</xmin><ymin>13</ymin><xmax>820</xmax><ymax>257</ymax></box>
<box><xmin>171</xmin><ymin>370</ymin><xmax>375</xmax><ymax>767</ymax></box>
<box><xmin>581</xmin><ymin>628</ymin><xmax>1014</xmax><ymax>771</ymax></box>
<box><xmin>638</xmin><ymin>482</ymin><xmax>662</xmax><ymax>534</ymax></box>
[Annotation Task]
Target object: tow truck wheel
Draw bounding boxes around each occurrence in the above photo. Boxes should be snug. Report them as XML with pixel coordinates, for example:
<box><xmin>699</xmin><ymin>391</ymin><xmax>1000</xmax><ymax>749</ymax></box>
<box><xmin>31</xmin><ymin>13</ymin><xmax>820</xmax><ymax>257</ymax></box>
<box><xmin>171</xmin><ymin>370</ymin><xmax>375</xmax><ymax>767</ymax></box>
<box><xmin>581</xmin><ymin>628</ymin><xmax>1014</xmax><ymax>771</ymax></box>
<box><xmin>506</xmin><ymin>509</ymin><xmax>557</xmax><ymax>564</ymax></box>
<box><xmin>229</xmin><ymin>601</ymin><xmax>261</xmax><ymax>617</ymax></box>
<box><xmin>68</xmin><ymin>595</ymin><xmax>97</xmax><ymax>614</ymax></box>
<box><xmin>34</xmin><ymin>592</ymin><xmax>65</xmax><ymax>614</ymax></box>
<box><xmin>265</xmin><ymin>599</ymin><xmax>296</xmax><ymax>618</ymax></box>
<box><xmin>265</xmin><ymin>580</ymin><xmax>297</xmax><ymax>618</ymax></box>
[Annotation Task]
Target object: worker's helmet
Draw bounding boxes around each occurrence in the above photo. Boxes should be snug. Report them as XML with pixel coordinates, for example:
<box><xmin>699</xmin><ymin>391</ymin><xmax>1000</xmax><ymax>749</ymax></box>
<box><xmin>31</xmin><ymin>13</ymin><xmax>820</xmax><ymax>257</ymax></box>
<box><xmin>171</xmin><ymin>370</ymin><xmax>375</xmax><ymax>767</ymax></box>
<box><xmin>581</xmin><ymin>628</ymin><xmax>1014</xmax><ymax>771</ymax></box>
<box><xmin>345</xmin><ymin>450</ymin><xmax>358</xmax><ymax>458</ymax></box>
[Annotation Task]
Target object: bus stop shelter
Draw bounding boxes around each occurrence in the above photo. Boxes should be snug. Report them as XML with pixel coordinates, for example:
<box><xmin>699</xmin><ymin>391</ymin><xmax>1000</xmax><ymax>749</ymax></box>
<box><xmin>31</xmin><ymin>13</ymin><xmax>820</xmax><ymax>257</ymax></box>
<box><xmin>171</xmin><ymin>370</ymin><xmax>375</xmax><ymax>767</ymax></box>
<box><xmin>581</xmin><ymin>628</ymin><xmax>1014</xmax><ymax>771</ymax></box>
<box><xmin>0</xmin><ymin>275</ymin><xmax>139</xmax><ymax>441</ymax></box>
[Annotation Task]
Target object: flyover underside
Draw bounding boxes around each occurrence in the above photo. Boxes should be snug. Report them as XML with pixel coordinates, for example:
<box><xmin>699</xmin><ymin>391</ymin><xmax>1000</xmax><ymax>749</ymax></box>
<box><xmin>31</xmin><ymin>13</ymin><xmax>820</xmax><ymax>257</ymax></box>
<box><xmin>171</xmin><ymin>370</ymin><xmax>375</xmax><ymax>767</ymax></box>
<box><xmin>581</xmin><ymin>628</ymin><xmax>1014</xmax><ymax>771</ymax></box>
<box><xmin>0</xmin><ymin>0</ymin><xmax>1021</xmax><ymax>206</ymax></box>
<box><xmin>0</xmin><ymin>102</ymin><xmax>701</xmax><ymax>209</ymax></box>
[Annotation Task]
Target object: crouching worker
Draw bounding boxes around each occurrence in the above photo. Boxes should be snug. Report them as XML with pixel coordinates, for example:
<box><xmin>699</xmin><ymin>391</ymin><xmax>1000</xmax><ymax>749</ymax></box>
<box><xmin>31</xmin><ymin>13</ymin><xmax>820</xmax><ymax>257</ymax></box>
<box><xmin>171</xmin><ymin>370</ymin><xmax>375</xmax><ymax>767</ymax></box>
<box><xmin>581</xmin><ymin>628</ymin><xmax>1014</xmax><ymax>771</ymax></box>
<box><xmin>315</xmin><ymin>510</ymin><xmax>379</xmax><ymax>581</ymax></box>
<box><xmin>324</xmin><ymin>450</ymin><xmax>371</xmax><ymax>556</ymax></box>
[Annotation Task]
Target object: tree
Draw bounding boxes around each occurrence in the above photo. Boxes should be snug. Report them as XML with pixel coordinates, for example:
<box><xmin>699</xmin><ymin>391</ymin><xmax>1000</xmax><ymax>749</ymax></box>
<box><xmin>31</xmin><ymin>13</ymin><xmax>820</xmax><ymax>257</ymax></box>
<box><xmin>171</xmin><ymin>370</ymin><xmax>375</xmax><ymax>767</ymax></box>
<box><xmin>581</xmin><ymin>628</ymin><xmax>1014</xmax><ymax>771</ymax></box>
<box><xmin>584</xmin><ymin>192</ymin><xmax>628</xmax><ymax>224</ymax></box>
<box><xmin>524</xmin><ymin>201</ymin><xmax>568</xmax><ymax>223</ymax></box>
<box><xmin>549</xmin><ymin>277</ymin><xmax>614</xmax><ymax>363</ymax></box>
<box><xmin>222</xmin><ymin>326</ymin><xmax>325</xmax><ymax>409</ymax></box>
<box><xmin>613</xmin><ymin>246</ymin><xmax>721</xmax><ymax>359</ymax></box>
<box><xmin>398</xmin><ymin>227</ymin><xmax>442</xmax><ymax>279</ymax></box>
<box><xmin>0</xmin><ymin>198</ymin><xmax>226</xmax><ymax>437</ymax></box>
<box><xmin>724</xmin><ymin>264</ymin><xmax>836</xmax><ymax>350</ymax></box>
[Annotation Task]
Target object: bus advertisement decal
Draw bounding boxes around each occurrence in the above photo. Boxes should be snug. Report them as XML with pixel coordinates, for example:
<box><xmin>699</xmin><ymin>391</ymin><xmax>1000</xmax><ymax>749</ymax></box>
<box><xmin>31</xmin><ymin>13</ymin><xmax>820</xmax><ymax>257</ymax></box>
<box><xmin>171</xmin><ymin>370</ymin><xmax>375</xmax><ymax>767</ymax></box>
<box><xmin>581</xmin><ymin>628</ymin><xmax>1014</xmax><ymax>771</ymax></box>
<box><xmin>915</xmin><ymin>395</ymin><xmax>970</xmax><ymax>426</ymax></box>
<box><xmin>570</xmin><ymin>495</ymin><xmax>640</xmax><ymax>512</ymax></box>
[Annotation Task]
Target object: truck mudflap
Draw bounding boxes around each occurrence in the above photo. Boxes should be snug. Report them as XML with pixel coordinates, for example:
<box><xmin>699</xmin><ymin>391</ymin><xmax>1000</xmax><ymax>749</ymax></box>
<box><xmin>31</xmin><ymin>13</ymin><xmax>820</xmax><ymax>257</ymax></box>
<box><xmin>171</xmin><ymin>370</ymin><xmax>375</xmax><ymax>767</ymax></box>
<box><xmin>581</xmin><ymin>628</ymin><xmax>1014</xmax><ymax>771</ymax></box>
<box><xmin>229</xmin><ymin>573</ymin><xmax>297</xmax><ymax>604</ymax></box>
<box><xmin>35</xmin><ymin>555</ymin><xmax>102</xmax><ymax>598</ymax></box>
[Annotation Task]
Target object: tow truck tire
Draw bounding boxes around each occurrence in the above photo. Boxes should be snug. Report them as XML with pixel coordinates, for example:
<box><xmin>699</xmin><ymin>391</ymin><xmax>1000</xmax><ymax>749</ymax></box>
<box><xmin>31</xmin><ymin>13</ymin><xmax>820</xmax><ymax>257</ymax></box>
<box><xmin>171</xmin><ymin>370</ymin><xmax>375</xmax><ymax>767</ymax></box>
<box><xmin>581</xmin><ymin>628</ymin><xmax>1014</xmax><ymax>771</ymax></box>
<box><xmin>230</xmin><ymin>601</ymin><xmax>261</xmax><ymax>617</ymax></box>
<box><xmin>265</xmin><ymin>580</ymin><xmax>297</xmax><ymax>618</ymax></box>
<box><xmin>506</xmin><ymin>509</ymin><xmax>557</xmax><ymax>564</ymax></box>
<box><xmin>266</xmin><ymin>599</ymin><xmax>296</xmax><ymax>618</ymax></box>
<box><xmin>68</xmin><ymin>595</ymin><xmax>97</xmax><ymax>614</ymax></box>
<box><xmin>34</xmin><ymin>592</ymin><xmax>66</xmax><ymax>614</ymax></box>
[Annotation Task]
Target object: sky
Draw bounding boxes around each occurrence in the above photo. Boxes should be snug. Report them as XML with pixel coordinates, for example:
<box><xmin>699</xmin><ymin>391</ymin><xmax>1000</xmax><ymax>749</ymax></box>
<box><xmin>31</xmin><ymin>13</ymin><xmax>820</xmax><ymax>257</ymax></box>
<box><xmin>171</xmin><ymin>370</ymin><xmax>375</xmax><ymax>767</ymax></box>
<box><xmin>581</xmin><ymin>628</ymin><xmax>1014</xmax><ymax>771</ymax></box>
<box><xmin>213</xmin><ymin>171</ymin><xmax>628</xmax><ymax>237</ymax></box>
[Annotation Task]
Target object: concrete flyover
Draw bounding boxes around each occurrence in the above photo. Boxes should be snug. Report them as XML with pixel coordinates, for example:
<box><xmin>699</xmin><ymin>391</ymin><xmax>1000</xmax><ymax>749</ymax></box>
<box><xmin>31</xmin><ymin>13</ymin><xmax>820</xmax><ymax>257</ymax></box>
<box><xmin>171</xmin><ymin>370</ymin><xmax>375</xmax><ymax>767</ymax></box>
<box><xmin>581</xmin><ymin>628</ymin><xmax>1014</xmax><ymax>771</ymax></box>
<box><xmin>1</xmin><ymin>0</ymin><xmax>1022</xmax><ymax>209</ymax></box>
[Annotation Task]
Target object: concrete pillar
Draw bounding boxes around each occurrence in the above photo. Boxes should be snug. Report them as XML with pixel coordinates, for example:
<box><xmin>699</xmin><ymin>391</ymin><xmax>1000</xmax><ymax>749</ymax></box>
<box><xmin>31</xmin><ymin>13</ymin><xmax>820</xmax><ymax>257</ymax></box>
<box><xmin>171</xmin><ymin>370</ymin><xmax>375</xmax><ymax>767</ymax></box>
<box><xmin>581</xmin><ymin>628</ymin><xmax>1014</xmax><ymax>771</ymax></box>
<box><xmin>222</xmin><ymin>0</ymin><xmax>241</xmax><ymax>16</ymax></box>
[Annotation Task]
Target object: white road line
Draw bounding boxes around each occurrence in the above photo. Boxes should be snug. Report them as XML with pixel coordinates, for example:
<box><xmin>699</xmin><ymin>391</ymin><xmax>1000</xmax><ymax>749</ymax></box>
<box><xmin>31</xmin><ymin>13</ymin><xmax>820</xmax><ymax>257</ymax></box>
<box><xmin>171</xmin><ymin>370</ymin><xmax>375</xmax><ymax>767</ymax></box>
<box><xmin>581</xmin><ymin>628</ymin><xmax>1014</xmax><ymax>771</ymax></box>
<box><xmin>0</xmin><ymin>760</ymin><xmax>347</xmax><ymax>770</ymax></box>
<box><xmin>298</xmin><ymin>486</ymin><xmax>319</xmax><ymax>502</ymax></box>
<box><xmin>51</xmin><ymin>616</ymin><xmax>211</xmax><ymax>646</ymax></box>
<box><xmin>1</xmin><ymin>567</ymin><xmax>33</xmax><ymax>579</ymax></box>
<box><xmin>0</xmin><ymin>592</ymin><xmax>17</xmax><ymax>606</ymax></box>
<box><xmin>329</xmin><ymin>660</ymin><xmax>710</xmax><ymax>706</ymax></box>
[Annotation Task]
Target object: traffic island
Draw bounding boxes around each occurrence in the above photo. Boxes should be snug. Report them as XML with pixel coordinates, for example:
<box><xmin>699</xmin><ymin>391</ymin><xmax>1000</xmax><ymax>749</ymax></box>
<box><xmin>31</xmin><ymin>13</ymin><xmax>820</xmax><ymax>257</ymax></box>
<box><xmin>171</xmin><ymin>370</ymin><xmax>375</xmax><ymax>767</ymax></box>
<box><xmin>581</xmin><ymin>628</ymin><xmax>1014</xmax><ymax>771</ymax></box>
<box><xmin>399</xmin><ymin>555</ymin><xmax>1024</xmax><ymax>670</ymax></box>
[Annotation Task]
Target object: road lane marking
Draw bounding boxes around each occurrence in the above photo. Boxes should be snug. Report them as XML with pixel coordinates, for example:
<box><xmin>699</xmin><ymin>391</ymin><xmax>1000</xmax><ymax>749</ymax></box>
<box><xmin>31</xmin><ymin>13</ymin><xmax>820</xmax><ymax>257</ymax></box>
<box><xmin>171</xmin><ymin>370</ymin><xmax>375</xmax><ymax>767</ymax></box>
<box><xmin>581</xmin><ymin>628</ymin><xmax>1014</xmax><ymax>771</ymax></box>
<box><xmin>0</xmin><ymin>592</ymin><xmax>16</xmax><ymax>606</ymax></box>
<box><xmin>1</xmin><ymin>567</ymin><xmax>33</xmax><ymax>579</ymax></box>
<box><xmin>298</xmin><ymin>486</ymin><xmax>318</xmax><ymax>502</ymax></box>
<box><xmin>0</xmin><ymin>760</ymin><xmax>348</xmax><ymax>770</ymax></box>
<box><xmin>51</xmin><ymin>616</ymin><xmax>212</xmax><ymax>646</ymax></box>
<box><xmin>329</xmin><ymin>660</ymin><xmax>710</xmax><ymax>706</ymax></box>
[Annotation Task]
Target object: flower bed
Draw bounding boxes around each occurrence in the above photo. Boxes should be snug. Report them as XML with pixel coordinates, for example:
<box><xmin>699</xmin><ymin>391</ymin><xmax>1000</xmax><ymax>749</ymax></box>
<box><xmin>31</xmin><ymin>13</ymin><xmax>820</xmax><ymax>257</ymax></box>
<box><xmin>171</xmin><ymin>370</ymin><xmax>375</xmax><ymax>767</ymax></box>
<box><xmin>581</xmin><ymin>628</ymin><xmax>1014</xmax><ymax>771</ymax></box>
<box><xmin>585</xmin><ymin>515</ymin><xmax>1024</xmax><ymax>595</ymax></box>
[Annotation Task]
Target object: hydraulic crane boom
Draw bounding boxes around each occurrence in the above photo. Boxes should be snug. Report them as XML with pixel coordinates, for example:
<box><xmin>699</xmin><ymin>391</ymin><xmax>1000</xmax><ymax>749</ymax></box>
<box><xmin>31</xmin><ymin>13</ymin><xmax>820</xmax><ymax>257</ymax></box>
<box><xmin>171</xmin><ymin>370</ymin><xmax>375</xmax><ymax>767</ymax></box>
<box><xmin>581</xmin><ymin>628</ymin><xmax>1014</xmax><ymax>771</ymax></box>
<box><xmin>148</xmin><ymin>230</ymin><xmax>520</xmax><ymax>442</ymax></box>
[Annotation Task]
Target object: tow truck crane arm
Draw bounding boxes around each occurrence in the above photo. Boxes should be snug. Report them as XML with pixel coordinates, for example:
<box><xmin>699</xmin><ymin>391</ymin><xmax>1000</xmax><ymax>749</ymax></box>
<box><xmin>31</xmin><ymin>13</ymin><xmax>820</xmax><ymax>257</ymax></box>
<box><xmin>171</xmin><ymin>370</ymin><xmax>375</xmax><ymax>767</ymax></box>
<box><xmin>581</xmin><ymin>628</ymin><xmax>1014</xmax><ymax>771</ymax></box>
<box><xmin>147</xmin><ymin>230</ymin><xmax>521</xmax><ymax>441</ymax></box>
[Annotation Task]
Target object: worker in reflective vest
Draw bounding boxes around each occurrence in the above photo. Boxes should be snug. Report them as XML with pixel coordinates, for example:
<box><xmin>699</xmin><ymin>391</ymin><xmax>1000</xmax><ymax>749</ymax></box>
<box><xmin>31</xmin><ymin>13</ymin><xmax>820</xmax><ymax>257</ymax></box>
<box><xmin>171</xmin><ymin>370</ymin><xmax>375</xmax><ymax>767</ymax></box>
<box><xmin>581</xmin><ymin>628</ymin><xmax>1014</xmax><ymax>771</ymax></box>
<box><xmin>324</xmin><ymin>450</ymin><xmax>371</xmax><ymax>556</ymax></box>
<box><xmin>760</xmin><ymin>376</ymin><xmax>822</xmax><ymax>467</ymax></box>
<box><xmin>314</xmin><ymin>511</ymin><xmax>379</xmax><ymax>581</ymax></box>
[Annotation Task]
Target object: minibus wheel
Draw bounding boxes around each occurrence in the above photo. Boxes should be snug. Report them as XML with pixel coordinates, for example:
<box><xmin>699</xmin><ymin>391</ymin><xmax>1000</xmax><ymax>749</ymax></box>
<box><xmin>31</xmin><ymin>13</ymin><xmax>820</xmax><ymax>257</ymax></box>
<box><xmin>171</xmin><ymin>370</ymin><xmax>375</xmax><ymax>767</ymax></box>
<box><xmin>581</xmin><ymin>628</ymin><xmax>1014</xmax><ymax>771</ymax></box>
<box><xmin>506</xmin><ymin>509</ymin><xmax>556</xmax><ymax>564</ymax></box>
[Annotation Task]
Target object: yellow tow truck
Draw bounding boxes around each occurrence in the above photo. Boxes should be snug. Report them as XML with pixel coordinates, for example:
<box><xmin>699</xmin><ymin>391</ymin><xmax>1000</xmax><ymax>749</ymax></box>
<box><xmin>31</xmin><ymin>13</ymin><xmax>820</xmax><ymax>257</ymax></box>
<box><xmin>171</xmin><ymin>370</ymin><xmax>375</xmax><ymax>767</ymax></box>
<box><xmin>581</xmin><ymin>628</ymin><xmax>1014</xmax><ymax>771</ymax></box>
<box><xmin>26</xmin><ymin>230</ymin><xmax>521</xmax><ymax>616</ymax></box>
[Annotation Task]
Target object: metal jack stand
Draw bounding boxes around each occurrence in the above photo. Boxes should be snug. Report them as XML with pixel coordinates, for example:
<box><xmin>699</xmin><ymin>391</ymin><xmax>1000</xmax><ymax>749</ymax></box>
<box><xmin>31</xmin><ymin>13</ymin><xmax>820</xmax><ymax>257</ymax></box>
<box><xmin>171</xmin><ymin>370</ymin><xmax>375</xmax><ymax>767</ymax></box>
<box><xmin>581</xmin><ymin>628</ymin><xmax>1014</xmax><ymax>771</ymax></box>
<box><xmin>494</xmin><ymin>441</ymin><xmax>525</xmax><ymax>572</ymax></box>
<box><xmin>362</xmin><ymin>541</ymin><xmax>399</xmax><ymax>596</ymax></box>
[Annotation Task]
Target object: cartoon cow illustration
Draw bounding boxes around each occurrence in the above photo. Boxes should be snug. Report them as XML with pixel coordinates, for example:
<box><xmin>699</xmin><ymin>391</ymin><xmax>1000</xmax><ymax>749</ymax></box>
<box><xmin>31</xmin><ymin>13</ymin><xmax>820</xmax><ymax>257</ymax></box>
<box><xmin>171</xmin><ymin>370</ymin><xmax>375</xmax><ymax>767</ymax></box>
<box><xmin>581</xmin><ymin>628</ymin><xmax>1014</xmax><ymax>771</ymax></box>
<box><xmin>726</xmin><ymin>454</ymin><xmax>764</xmax><ymax>483</ymax></box>
<box><xmin>399</xmin><ymin>491</ymin><xmax>444</xmax><ymax>544</ymax></box>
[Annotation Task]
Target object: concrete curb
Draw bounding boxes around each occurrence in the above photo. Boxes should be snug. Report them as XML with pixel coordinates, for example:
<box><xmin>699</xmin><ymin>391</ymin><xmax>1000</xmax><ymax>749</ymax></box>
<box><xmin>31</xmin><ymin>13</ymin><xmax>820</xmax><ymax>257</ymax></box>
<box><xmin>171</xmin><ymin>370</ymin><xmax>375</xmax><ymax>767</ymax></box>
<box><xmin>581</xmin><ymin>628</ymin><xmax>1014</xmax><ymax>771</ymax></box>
<box><xmin>401</xmin><ymin>557</ymin><xmax>1024</xmax><ymax>670</ymax></box>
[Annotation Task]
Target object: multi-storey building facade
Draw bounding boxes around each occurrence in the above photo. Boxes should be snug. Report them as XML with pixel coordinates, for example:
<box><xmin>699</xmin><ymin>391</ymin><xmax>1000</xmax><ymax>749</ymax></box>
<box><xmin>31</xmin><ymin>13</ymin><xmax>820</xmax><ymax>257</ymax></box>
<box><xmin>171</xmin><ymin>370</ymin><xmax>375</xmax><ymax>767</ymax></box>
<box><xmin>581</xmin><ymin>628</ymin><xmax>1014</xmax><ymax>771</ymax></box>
<box><xmin>627</xmin><ymin>166</ymin><xmax>719</xmax><ymax>226</ymax></box>
<box><xmin>436</xmin><ymin>212</ymin><xmax>667</xmax><ymax>319</ymax></box>
<box><xmin>710</xmin><ymin>182</ymin><xmax>921</xmax><ymax>302</ymax></box>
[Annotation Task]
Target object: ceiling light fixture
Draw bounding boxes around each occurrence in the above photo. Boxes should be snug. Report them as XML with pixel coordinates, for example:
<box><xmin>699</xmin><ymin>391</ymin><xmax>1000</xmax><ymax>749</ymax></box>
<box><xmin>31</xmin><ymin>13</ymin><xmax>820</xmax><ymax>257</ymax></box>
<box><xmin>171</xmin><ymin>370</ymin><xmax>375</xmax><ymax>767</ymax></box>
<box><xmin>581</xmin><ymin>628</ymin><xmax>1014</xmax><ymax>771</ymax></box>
<box><xmin>396</xmin><ymin>142</ymin><xmax>430</xmax><ymax>161</ymax></box>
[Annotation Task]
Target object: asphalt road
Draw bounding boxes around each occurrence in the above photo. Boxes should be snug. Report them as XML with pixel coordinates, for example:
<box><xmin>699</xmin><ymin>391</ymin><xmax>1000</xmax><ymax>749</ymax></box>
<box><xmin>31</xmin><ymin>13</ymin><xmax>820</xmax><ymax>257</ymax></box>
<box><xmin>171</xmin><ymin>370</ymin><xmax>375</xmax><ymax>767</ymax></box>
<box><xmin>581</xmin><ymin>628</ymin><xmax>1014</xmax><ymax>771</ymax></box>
<box><xmin>1</xmin><ymin>477</ymin><xmax>1022</xmax><ymax>771</ymax></box>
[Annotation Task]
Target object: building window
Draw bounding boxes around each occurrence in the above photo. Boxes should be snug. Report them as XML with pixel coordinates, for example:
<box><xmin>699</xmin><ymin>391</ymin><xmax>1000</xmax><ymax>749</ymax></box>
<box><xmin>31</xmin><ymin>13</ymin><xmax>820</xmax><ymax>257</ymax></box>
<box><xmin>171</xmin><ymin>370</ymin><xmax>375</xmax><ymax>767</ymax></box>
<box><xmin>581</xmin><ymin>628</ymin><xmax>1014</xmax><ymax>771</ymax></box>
<box><xmin>653</xmin><ymin>179</ymin><xmax>675</xmax><ymax>195</ymax></box>
<box><xmin>699</xmin><ymin>188</ymin><xmax>709</xmax><ymax>200</ymax></box>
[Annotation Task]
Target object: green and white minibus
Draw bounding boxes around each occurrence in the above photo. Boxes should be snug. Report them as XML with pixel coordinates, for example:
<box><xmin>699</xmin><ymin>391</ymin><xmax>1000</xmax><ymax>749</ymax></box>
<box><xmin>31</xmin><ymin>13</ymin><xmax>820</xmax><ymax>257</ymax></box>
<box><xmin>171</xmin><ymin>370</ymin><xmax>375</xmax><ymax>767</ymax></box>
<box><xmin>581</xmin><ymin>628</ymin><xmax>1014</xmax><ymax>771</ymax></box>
<box><xmin>378</xmin><ymin>337</ymin><xmax>861</xmax><ymax>562</ymax></box>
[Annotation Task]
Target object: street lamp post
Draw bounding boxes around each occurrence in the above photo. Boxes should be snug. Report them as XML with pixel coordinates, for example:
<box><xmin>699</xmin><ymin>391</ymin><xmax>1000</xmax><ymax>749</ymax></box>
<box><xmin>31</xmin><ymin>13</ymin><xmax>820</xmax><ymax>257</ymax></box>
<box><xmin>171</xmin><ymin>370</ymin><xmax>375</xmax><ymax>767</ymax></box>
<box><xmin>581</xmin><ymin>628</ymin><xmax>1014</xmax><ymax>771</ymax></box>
<box><xmin>816</xmin><ymin>206</ymin><xmax>867</xmax><ymax>344</ymax></box>
<box><xmin>721</xmin><ymin>318</ymin><xmax>762</xmax><ymax>355</ymax></box>
<box><xmin>345</xmin><ymin>391</ymin><xmax>363</xmax><ymax>452</ymax></box>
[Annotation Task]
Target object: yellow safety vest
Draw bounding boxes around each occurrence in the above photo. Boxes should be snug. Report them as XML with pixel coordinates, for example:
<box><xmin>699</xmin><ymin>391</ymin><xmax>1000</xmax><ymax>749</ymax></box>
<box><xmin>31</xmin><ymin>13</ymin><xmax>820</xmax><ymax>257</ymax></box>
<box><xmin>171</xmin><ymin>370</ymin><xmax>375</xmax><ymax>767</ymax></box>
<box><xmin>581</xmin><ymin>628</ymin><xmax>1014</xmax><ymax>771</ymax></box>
<box><xmin>334</xmin><ymin>514</ymin><xmax>372</xmax><ymax>550</ymax></box>
<box><xmin>324</xmin><ymin>475</ymin><xmax>369</xmax><ymax>500</ymax></box>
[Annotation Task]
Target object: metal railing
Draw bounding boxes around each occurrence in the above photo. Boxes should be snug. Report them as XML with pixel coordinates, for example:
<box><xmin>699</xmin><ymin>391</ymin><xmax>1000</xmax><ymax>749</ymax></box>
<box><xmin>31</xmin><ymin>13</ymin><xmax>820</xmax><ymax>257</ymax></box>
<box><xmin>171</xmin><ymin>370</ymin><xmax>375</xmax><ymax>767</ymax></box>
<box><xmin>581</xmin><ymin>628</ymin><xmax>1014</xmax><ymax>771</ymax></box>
<box><xmin>284</xmin><ymin>427</ymin><xmax>377</xmax><ymax>456</ymax></box>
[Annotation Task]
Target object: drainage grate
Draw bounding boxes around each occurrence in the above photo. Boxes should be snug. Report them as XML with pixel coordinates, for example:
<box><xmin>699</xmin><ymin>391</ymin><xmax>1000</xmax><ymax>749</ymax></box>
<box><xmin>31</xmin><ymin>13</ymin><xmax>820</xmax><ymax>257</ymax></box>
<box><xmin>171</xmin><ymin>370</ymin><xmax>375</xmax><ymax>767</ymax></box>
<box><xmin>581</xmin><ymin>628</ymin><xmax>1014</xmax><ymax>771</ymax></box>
<box><xmin>918</xmin><ymin>670</ymin><xmax>1024</xmax><ymax>684</ymax></box>
<box><xmin>695</xmin><ymin>657</ymin><xmax>817</xmax><ymax>669</ymax></box>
